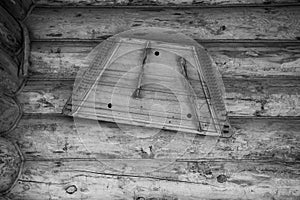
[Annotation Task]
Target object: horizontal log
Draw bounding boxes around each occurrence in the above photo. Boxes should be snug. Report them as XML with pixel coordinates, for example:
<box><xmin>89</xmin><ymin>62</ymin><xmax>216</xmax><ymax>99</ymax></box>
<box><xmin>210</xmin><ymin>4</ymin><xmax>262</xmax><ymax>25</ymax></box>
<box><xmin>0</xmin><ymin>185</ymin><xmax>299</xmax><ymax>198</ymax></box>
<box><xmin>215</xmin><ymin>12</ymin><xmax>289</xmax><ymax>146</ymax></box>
<box><xmin>18</xmin><ymin>78</ymin><xmax>300</xmax><ymax>116</ymax></box>
<box><xmin>26</xmin><ymin>41</ymin><xmax>300</xmax><ymax>116</ymax></box>
<box><xmin>35</xmin><ymin>0</ymin><xmax>300</xmax><ymax>7</ymax></box>
<box><xmin>6</xmin><ymin>113</ymin><xmax>300</xmax><ymax>162</ymax></box>
<box><xmin>29</xmin><ymin>41</ymin><xmax>300</xmax><ymax>78</ymax></box>
<box><xmin>6</xmin><ymin>158</ymin><xmax>300</xmax><ymax>200</ymax></box>
<box><xmin>25</xmin><ymin>7</ymin><xmax>300</xmax><ymax>40</ymax></box>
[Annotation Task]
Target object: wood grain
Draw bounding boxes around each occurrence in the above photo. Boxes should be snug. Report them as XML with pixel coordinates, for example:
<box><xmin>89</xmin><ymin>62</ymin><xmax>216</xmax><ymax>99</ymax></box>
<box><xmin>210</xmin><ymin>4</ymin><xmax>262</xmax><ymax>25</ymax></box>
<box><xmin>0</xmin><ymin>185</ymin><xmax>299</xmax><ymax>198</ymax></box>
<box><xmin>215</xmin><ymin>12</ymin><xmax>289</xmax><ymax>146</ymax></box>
<box><xmin>0</xmin><ymin>138</ymin><xmax>23</xmax><ymax>194</ymax></box>
<box><xmin>6</xmin><ymin>158</ymin><xmax>300</xmax><ymax>200</ymax></box>
<box><xmin>7</xmin><ymin>114</ymin><xmax>300</xmax><ymax>162</ymax></box>
<box><xmin>26</xmin><ymin>41</ymin><xmax>300</xmax><ymax>116</ymax></box>
<box><xmin>9</xmin><ymin>5</ymin><xmax>300</xmax><ymax>199</ymax></box>
<box><xmin>25</xmin><ymin>7</ymin><xmax>300</xmax><ymax>40</ymax></box>
<box><xmin>29</xmin><ymin>41</ymin><xmax>300</xmax><ymax>79</ymax></box>
<box><xmin>35</xmin><ymin>0</ymin><xmax>300</xmax><ymax>6</ymax></box>
<box><xmin>18</xmin><ymin>77</ymin><xmax>300</xmax><ymax>116</ymax></box>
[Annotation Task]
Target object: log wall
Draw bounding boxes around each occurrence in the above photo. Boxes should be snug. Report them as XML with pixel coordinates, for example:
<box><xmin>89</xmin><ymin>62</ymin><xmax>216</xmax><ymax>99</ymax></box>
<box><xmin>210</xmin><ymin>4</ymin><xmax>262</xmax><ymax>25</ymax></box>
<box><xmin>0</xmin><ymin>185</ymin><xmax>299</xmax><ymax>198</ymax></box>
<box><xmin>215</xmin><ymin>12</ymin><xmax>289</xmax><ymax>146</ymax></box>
<box><xmin>1</xmin><ymin>1</ymin><xmax>300</xmax><ymax>200</ymax></box>
<box><xmin>0</xmin><ymin>1</ymin><xmax>31</xmax><ymax>134</ymax></box>
<box><xmin>0</xmin><ymin>0</ymin><xmax>32</xmax><ymax>194</ymax></box>
<box><xmin>35</xmin><ymin>0</ymin><xmax>300</xmax><ymax>6</ymax></box>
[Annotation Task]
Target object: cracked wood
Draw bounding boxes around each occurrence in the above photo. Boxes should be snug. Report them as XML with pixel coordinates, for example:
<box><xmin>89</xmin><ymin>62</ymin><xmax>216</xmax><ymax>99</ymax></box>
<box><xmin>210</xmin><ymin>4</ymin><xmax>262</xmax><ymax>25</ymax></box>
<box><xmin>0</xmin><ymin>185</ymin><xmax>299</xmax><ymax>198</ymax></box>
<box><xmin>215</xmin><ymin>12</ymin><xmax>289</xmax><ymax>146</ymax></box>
<box><xmin>25</xmin><ymin>7</ymin><xmax>300</xmax><ymax>40</ymax></box>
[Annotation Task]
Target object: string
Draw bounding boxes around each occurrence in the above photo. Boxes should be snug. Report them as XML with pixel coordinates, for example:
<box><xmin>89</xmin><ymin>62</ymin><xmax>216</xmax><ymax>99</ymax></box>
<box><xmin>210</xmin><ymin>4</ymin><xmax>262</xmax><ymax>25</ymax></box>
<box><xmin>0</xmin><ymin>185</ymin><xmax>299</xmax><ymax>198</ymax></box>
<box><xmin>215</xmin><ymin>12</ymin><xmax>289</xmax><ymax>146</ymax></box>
<box><xmin>66</xmin><ymin>102</ymin><xmax>228</xmax><ymax>127</ymax></box>
<box><xmin>74</xmin><ymin>78</ymin><xmax>213</xmax><ymax>99</ymax></box>
<box><xmin>69</xmin><ymin>38</ymin><xmax>227</xmax><ymax>130</ymax></box>
<box><xmin>88</xmin><ymin>38</ymin><xmax>195</xmax><ymax>51</ymax></box>
<box><xmin>72</xmin><ymin>110</ymin><xmax>226</xmax><ymax>135</ymax></box>
<box><xmin>82</xmin><ymin>66</ymin><xmax>207</xmax><ymax>83</ymax></box>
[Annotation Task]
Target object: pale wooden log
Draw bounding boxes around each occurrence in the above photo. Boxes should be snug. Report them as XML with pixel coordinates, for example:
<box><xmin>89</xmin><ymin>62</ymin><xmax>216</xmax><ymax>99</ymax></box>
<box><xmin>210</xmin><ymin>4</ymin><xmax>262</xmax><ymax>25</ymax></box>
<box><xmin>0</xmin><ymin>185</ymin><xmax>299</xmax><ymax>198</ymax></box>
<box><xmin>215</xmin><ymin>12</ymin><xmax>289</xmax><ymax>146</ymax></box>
<box><xmin>18</xmin><ymin>78</ymin><xmax>300</xmax><ymax>116</ymax></box>
<box><xmin>29</xmin><ymin>41</ymin><xmax>300</xmax><ymax>79</ymax></box>
<box><xmin>35</xmin><ymin>0</ymin><xmax>300</xmax><ymax>6</ymax></box>
<box><xmin>25</xmin><ymin>7</ymin><xmax>300</xmax><ymax>40</ymax></box>
<box><xmin>6</xmin><ymin>159</ymin><xmax>300</xmax><ymax>200</ymax></box>
<box><xmin>26</xmin><ymin>41</ymin><xmax>300</xmax><ymax>116</ymax></box>
<box><xmin>6</xmin><ymin>114</ymin><xmax>300</xmax><ymax>163</ymax></box>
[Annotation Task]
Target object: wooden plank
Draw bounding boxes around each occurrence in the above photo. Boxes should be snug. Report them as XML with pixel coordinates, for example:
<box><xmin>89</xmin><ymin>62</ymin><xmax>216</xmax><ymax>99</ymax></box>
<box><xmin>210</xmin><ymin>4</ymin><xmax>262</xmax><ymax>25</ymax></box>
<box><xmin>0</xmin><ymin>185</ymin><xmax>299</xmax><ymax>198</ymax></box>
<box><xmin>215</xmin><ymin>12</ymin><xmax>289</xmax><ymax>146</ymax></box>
<box><xmin>6</xmin><ymin>114</ymin><xmax>300</xmax><ymax>162</ymax></box>
<box><xmin>29</xmin><ymin>41</ymin><xmax>300</xmax><ymax>79</ymax></box>
<box><xmin>4</xmin><ymin>113</ymin><xmax>300</xmax><ymax>198</ymax></box>
<box><xmin>6</xmin><ymin>158</ymin><xmax>300</xmax><ymax>200</ymax></box>
<box><xmin>35</xmin><ymin>0</ymin><xmax>300</xmax><ymax>7</ymax></box>
<box><xmin>26</xmin><ymin>41</ymin><xmax>300</xmax><ymax>116</ymax></box>
<box><xmin>18</xmin><ymin>77</ymin><xmax>300</xmax><ymax>116</ymax></box>
<box><xmin>25</xmin><ymin>7</ymin><xmax>300</xmax><ymax>40</ymax></box>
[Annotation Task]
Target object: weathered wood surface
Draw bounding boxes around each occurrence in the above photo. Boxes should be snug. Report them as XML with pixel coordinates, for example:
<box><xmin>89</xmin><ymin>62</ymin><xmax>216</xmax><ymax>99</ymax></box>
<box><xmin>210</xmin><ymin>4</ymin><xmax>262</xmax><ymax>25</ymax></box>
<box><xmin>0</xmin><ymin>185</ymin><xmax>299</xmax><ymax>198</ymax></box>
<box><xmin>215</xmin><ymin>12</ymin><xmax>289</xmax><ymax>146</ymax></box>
<box><xmin>5</xmin><ymin>113</ymin><xmax>300</xmax><ymax>199</ymax></box>
<box><xmin>0</xmin><ymin>3</ymin><xmax>29</xmax><ymax>134</ymax></box>
<box><xmin>0</xmin><ymin>6</ymin><xmax>22</xmax><ymax>54</ymax></box>
<box><xmin>35</xmin><ymin>0</ymin><xmax>300</xmax><ymax>6</ymax></box>
<box><xmin>8</xmin><ymin>4</ymin><xmax>300</xmax><ymax>200</ymax></box>
<box><xmin>25</xmin><ymin>41</ymin><xmax>300</xmax><ymax>116</ymax></box>
<box><xmin>25</xmin><ymin>7</ymin><xmax>300</xmax><ymax>40</ymax></box>
<box><xmin>0</xmin><ymin>95</ymin><xmax>22</xmax><ymax>134</ymax></box>
<box><xmin>0</xmin><ymin>137</ymin><xmax>23</xmax><ymax>194</ymax></box>
<box><xmin>0</xmin><ymin>0</ymin><xmax>34</xmax><ymax>20</ymax></box>
<box><xmin>30</xmin><ymin>41</ymin><xmax>300</xmax><ymax>78</ymax></box>
<box><xmin>0</xmin><ymin>48</ymin><xmax>22</xmax><ymax>94</ymax></box>
<box><xmin>6</xmin><ymin>114</ymin><xmax>300</xmax><ymax>162</ymax></box>
<box><xmin>6</xmin><ymin>159</ymin><xmax>300</xmax><ymax>200</ymax></box>
<box><xmin>20</xmin><ymin>78</ymin><xmax>299</xmax><ymax>117</ymax></box>
<box><xmin>18</xmin><ymin>77</ymin><xmax>300</xmax><ymax>116</ymax></box>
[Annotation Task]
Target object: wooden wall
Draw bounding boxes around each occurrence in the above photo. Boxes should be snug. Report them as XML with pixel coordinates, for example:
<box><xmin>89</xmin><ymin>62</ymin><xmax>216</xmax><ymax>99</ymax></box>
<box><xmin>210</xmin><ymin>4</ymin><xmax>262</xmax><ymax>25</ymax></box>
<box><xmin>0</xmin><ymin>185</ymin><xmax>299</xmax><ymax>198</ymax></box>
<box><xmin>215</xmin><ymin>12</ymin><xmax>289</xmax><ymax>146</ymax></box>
<box><xmin>1</xmin><ymin>1</ymin><xmax>300</xmax><ymax>199</ymax></box>
<box><xmin>0</xmin><ymin>0</ymin><xmax>32</xmax><ymax>194</ymax></box>
<box><xmin>35</xmin><ymin>0</ymin><xmax>300</xmax><ymax>6</ymax></box>
<box><xmin>0</xmin><ymin>0</ymin><xmax>32</xmax><ymax>134</ymax></box>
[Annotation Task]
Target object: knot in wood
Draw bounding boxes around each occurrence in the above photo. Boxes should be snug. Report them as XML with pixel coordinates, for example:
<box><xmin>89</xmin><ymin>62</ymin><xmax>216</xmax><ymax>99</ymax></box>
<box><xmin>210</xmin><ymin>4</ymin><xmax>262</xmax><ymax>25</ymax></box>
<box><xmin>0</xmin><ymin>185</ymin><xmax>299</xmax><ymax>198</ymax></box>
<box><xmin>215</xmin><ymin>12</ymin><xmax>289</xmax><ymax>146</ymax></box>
<box><xmin>217</xmin><ymin>174</ymin><xmax>227</xmax><ymax>183</ymax></box>
<box><xmin>65</xmin><ymin>185</ymin><xmax>77</xmax><ymax>194</ymax></box>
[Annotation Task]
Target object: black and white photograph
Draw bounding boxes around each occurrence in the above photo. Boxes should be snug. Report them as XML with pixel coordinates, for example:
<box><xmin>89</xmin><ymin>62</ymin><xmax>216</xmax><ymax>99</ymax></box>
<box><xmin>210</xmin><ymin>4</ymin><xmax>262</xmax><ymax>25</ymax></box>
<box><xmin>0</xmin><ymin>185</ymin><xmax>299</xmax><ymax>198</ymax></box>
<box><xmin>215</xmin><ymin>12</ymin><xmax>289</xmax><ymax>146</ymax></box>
<box><xmin>0</xmin><ymin>0</ymin><xmax>299</xmax><ymax>199</ymax></box>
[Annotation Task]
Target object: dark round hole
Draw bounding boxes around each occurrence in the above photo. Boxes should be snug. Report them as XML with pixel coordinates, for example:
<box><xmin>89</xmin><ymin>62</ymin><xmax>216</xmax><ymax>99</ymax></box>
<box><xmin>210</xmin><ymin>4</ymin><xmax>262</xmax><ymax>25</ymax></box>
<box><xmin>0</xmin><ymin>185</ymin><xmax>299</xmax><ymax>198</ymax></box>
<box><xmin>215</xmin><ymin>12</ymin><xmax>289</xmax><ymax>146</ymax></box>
<box><xmin>108</xmin><ymin>103</ymin><xmax>112</xmax><ymax>108</ymax></box>
<box><xmin>169</xmin><ymin>121</ymin><xmax>171</xmax><ymax>123</ymax></box>
<box><xmin>154</xmin><ymin>51</ymin><xmax>159</xmax><ymax>56</ymax></box>
<box><xmin>217</xmin><ymin>174</ymin><xmax>227</xmax><ymax>183</ymax></box>
<box><xmin>187</xmin><ymin>113</ymin><xmax>192</xmax><ymax>118</ymax></box>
